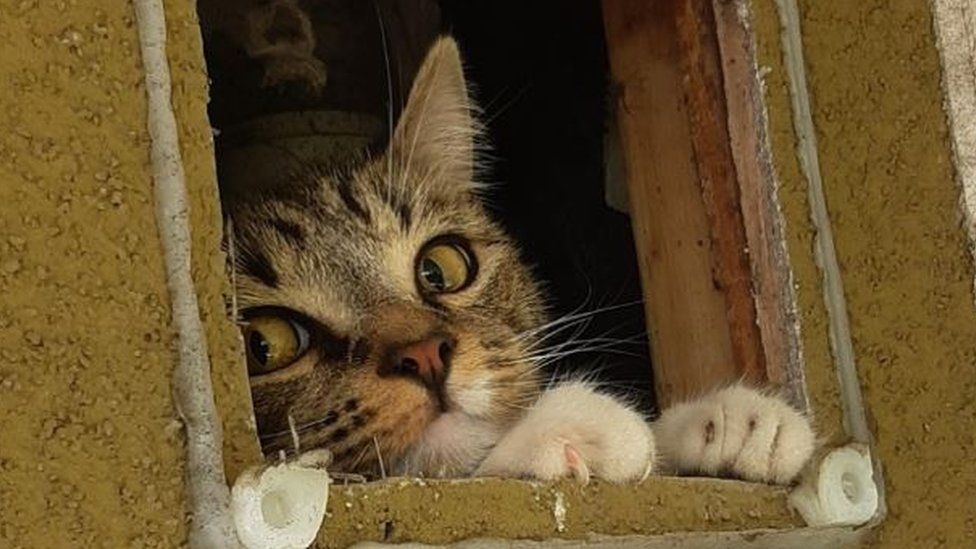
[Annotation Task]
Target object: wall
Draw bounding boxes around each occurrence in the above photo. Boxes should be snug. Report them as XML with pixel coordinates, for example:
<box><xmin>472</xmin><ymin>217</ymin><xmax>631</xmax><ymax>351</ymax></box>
<box><xmin>752</xmin><ymin>0</ymin><xmax>976</xmax><ymax>545</ymax></box>
<box><xmin>1</xmin><ymin>0</ymin><xmax>973</xmax><ymax>547</ymax></box>
<box><xmin>0</xmin><ymin>0</ymin><xmax>258</xmax><ymax>547</ymax></box>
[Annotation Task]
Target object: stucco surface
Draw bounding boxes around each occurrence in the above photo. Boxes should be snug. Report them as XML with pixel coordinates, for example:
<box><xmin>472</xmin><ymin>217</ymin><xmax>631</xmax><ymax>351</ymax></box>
<box><xmin>2</xmin><ymin>0</ymin><xmax>974</xmax><ymax>547</ymax></box>
<box><xmin>317</xmin><ymin>477</ymin><xmax>801</xmax><ymax>548</ymax></box>
<box><xmin>0</xmin><ymin>2</ymin><xmax>189</xmax><ymax>546</ymax></box>
<box><xmin>753</xmin><ymin>0</ymin><xmax>976</xmax><ymax>546</ymax></box>
<box><xmin>0</xmin><ymin>0</ymin><xmax>258</xmax><ymax>547</ymax></box>
<box><xmin>750</xmin><ymin>0</ymin><xmax>847</xmax><ymax>446</ymax></box>
<box><xmin>163</xmin><ymin>0</ymin><xmax>262</xmax><ymax>484</ymax></box>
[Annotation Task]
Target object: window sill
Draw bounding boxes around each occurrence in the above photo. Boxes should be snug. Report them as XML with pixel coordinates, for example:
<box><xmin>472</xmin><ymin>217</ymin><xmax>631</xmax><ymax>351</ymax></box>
<box><xmin>316</xmin><ymin>475</ymin><xmax>829</xmax><ymax>547</ymax></box>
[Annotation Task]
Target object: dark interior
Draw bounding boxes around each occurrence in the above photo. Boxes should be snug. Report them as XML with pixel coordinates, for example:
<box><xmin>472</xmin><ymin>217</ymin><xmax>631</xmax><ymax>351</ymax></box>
<box><xmin>439</xmin><ymin>1</ymin><xmax>653</xmax><ymax>411</ymax></box>
<box><xmin>200</xmin><ymin>0</ymin><xmax>655</xmax><ymax>413</ymax></box>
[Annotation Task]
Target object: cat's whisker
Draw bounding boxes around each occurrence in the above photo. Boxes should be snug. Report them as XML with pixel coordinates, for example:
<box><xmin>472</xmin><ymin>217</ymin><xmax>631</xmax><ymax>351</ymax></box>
<box><xmin>482</xmin><ymin>84</ymin><xmax>530</xmax><ymax>126</ymax></box>
<box><xmin>225</xmin><ymin>215</ymin><xmax>240</xmax><ymax>322</ymax></box>
<box><xmin>259</xmin><ymin>413</ymin><xmax>346</xmax><ymax>441</ymax></box>
<box><xmin>525</xmin><ymin>319</ymin><xmax>648</xmax><ymax>353</ymax></box>
<box><xmin>509</xmin><ymin>299</ymin><xmax>644</xmax><ymax>345</ymax></box>
<box><xmin>372</xmin><ymin>435</ymin><xmax>387</xmax><ymax>479</ymax></box>
<box><xmin>491</xmin><ymin>399</ymin><xmax>536</xmax><ymax>413</ymax></box>
<box><xmin>495</xmin><ymin>334</ymin><xmax>648</xmax><ymax>367</ymax></box>
<box><xmin>287</xmin><ymin>412</ymin><xmax>301</xmax><ymax>454</ymax></box>
<box><xmin>520</xmin><ymin>313</ymin><xmax>593</xmax><ymax>350</ymax></box>
<box><xmin>480</xmin><ymin>84</ymin><xmax>514</xmax><ymax>114</ymax></box>
<box><xmin>349</xmin><ymin>441</ymin><xmax>375</xmax><ymax>472</ymax></box>
<box><xmin>528</xmin><ymin>334</ymin><xmax>648</xmax><ymax>356</ymax></box>
<box><xmin>508</xmin><ymin>304</ymin><xmax>593</xmax><ymax>344</ymax></box>
<box><xmin>371</xmin><ymin>0</ymin><xmax>395</xmax><ymax>200</ymax></box>
<box><xmin>530</xmin><ymin>348</ymin><xmax>648</xmax><ymax>367</ymax></box>
<box><xmin>484</xmin><ymin>373</ymin><xmax>544</xmax><ymax>388</ymax></box>
<box><xmin>505</xmin><ymin>317</ymin><xmax>593</xmax><ymax>361</ymax></box>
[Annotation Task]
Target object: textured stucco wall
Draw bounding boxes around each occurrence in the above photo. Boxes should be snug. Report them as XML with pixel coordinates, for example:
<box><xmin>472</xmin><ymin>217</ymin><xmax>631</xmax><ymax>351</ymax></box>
<box><xmin>2</xmin><ymin>0</ymin><xmax>973</xmax><ymax>547</ymax></box>
<box><xmin>0</xmin><ymin>1</ymin><xmax>258</xmax><ymax>547</ymax></box>
<box><xmin>318</xmin><ymin>477</ymin><xmax>803</xmax><ymax>547</ymax></box>
<box><xmin>752</xmin><ymin>0</ymin><xmax>976</xmax><ymax>546</ymax></box>
<box><xmin>162</xmin><ymin>0</ymin><xmax>262</xmax><ymax>485</ymax></box>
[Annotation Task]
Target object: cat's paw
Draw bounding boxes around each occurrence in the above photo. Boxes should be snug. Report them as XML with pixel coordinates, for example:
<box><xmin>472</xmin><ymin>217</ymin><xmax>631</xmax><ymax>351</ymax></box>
<box><xmin>474</xmin><ymin>382</ymin><xmax>655</xmax><ymax>483</ymax></box>
<box><xmin>652</xmin><ymin>384</ymin><xmax>814</xmax><ymax>484</ymax></box>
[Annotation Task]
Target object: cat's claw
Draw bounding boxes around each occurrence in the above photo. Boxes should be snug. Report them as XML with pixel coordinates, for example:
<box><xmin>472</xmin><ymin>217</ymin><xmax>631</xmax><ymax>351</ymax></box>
<box><xmin>564</xmin><ymin>443</ymin><xmax>590</xmax><ymax>484</ymax></box>
<box><xmin>652</xmin><ymin>384</ymin><xmax>815</xmax><ymax>485</ymax></box>
<box><xmin>474</xmin><ymin>382</ymin><xmax>655</xmax><ymax>483</ymax></box>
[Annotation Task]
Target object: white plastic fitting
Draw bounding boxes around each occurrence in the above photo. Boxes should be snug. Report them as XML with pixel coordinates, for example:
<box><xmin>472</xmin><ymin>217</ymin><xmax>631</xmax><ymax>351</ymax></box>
<box><xmin>789</xmin><ymin>443</ymin><xmax>879</xmax><ymax>527</ymax></box>
<box><xmin>231</xmin><ymin>449</ymin><xmax>332</xmax><ymax>549</ymax></box>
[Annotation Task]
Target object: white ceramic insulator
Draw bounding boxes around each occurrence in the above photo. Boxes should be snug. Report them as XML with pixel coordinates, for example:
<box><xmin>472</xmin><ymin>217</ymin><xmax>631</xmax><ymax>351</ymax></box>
<box><xmin>231</xmin><ymin>450</ymin><xmax>332</xmax><ymax>549</ymax></box>
<box><xmin>789</xmin><ymin>444</ymin><xmax>878</xmax><ymax>527</ymax></box>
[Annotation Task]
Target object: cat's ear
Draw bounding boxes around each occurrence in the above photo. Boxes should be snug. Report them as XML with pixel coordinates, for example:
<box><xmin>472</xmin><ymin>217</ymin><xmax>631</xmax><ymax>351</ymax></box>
<box><xmin>389</xmin><ymin>36</ymin><xmax>478</xmax><ymax>191</ymax></box>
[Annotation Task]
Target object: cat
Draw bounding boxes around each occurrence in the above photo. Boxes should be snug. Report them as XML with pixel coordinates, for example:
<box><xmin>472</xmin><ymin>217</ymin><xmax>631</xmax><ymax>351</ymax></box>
<box><xmin>223</xmin><ymin>36</ymin><xmax>815</xmax><ymax>484</ymax></box>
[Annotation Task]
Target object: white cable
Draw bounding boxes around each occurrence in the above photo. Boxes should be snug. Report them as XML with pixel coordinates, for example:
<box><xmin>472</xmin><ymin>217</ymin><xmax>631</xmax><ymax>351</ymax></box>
<box><xmin>133</xmin><ymin>1</ymin><xmax>241</xmax><ymax>546</ymax></box>
<box><xmin>774</xmin><ymin>0</ymin><xmax>886</xmax><ymax>525</ymax></box>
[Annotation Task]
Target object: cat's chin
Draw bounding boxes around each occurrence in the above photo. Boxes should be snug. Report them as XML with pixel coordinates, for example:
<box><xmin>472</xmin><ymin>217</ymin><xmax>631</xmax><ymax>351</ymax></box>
<box><xmin>394</xmin><ymin>411</ymin><xmax>501</xmax><ymax>478</ymax></box>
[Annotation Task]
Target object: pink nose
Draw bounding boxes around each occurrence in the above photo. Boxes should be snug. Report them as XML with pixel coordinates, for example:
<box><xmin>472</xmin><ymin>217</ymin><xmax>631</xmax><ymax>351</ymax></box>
<box><xmin>381</xmin><ymin>335</ymin><xmax>455</xmax><ymax>390</ymax></box>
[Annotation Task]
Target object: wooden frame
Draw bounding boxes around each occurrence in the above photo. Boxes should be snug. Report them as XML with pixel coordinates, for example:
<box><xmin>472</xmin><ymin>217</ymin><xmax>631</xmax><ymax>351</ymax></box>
<box><xmin>603</xmin><ymin>0</ymin><xmax>804</xmax><ymax>407</ymax></box>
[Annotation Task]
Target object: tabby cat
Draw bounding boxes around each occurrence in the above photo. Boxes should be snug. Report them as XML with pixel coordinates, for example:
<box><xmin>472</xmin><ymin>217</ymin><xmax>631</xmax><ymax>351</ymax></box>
<box><xmin>224</xmin><ymin>37</ymin><xmax>815</xmax><ymax>483</ymax></box>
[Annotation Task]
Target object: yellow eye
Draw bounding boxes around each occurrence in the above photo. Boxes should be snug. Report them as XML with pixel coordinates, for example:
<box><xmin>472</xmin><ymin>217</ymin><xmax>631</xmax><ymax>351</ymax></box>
<box><xmin>243</xmin><ymin>315</ymin><xmax>310</xmax><ymax>375</ymax></box>
<box><xmin>417</xmin><ymin>240</ymin><xmax>476</xmax><ymax>294</ymax></box>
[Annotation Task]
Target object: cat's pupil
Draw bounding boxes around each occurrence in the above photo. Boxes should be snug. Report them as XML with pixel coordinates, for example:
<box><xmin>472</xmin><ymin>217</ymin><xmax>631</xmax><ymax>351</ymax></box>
<box><xmin>249</xmin><ymin>331</ymin><xmax>271</xmax><ymax>365</ymax></box>
<box><xmin>421</xmin><ymin>258</ymin><xmax>446</xmax><ymax>291</ymax></box>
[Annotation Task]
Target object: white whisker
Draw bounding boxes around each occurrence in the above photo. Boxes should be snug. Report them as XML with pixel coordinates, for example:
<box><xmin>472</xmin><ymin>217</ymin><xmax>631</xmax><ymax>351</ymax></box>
<box><xmin>373</xmin><ymin>436</ymin><xmax>387</xmax><ymax>479</ymax></box>
<box><xmin>287</xmin><ymin>412</ymin><xmax>301</xmax><ymax>454</ymax></box>
<box><xmin>372</xmin><ymin>0</ymin><xmax>395</xmax><ymax>197</ymax></box>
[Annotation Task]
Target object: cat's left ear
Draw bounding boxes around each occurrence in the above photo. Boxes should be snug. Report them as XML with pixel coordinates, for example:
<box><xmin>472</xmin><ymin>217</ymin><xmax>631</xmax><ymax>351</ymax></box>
<box><xmin>389</xmin><ymin>37</ymin><xmax>478</xmax><ymax>192</ymax></box>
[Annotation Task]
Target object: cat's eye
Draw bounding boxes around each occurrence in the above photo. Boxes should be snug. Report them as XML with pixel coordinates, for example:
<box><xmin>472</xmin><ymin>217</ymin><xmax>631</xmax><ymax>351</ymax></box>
<box><xmin>416</xmin><ymin>239</ymin><xmax>476</xmax><ymax>294</ymax></box>
<box><xmin>242</xmin><ymin>315</ymin><xmax>310</xmax><ymax>375</ymax></box>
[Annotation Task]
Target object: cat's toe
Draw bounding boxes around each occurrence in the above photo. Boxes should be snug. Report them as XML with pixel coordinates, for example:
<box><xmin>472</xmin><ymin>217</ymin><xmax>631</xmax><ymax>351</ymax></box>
<box><xmin>653</xmin><ymin>384</ymin><xmax>814</xmax><ymax>484</ymax></box>
<box><xmin>474</xmin><ymin>434</ymin><xmax>584</xmax><ymax>482</ymax></box>
<box><xmin>729</xmin><ymin>392</ymin><xmax>814</xmax><ymax>484</ymax></box>
<box><xmin>474</xmin><ymin>382</ymin><xmax>655</xmax><ymax>483</ymax></box>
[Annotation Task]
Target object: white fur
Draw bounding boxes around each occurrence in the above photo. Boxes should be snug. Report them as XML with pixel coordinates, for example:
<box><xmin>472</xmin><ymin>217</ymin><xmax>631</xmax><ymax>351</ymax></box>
<box><xmin>652</xmin><ymin>384</ymin><xmax>815</xmax><ymax>484</ymax></box>
<box><xmin>398</xmin><ymin>412</ymin><xmax>500</xmax><ymax>478</ymax></box>
<box><xmin>452</xmin><ymin>376</ymin><xmax>493</xmax><ymax>418</ymax></box>
<box><xmin>471</xmin><ymin>382</ymin><xmax>814</xmax><ymax>485</ymax></box>
<box><xmin>475</xmin><ymin>382</ymin><xmax>656</xmax><ymax>482</ymax></box>
<box><xmin>392</xmin><ymin>374</ymin><xmax>502</xmax><ymax>477</ymax></box>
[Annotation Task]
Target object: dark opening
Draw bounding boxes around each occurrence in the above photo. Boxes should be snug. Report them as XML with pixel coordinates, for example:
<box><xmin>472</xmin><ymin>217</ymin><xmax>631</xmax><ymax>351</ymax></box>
<box><xmin>439</xmin><ymin>1</ymin><xmax>653</xmax><ymax>410</ymax></box>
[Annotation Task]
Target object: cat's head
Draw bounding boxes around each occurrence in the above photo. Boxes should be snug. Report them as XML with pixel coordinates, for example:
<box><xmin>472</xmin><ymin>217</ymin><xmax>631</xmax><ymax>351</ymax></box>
<box><xmin>224</xmin><ymin>37</ymin><xmax>547</xmax><ymax>476</ymax></box>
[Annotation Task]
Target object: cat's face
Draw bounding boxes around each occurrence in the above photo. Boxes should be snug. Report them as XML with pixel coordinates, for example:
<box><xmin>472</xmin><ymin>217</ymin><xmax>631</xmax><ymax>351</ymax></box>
<box><xmin>225</xmin><ymin>38</ymin><xmax>547</xmax><ymax>476</ymax></box>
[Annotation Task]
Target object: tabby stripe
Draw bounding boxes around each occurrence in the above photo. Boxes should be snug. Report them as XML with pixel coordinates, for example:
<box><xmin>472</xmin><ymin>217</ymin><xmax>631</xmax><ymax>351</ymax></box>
<box><xmin>268</xmin><ymin>217</ymin><xmax>306</xmax><ymax>246</ymax></box>
<box><xmin>336</xmin><ymin>179</ymin><xmax>370</xmax><ymax>222</ymax></box>
<box><xmin>240</xmin><ymin>247</ymin><xmax>279</xmax><ymax>288</ymax></box>
<box><xmin>329</xmin><ymin>428</ymin><xmax>350</xmax><ymax>443</ymax></box>
<box><xmin>395</xmin><ymin>201</ymin><xmax>412</xmax><ymax>231</ymax></box>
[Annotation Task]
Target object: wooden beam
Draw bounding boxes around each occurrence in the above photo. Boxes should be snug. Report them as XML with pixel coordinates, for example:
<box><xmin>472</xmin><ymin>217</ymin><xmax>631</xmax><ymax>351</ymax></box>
<box><xmin>711</xmin><ymin>0</ymin><xmax>806</xmax><ymax>408</ymax></box>
<box><xmin>602</xmin><ymin>0</ymin><xmax>772</xmax><ymax>407</ymax></box>
<box><xmin>674</xmin><ymin>0</ymin><xmax>768</xmax><ymax>383</ymax></box>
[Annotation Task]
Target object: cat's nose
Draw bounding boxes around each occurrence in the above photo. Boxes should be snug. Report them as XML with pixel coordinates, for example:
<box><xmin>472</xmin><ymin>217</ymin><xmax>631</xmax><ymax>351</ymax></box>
<box><xmin>381</xmin><ymin>335</ymin><xmax>455</xmax><ymax>390</ymax></box>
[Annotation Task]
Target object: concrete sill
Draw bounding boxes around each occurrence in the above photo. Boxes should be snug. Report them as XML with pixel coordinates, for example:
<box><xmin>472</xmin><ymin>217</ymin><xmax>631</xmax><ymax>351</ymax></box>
<box><xmin>316</xmin><ymin>475</ymin><xmax>807</xmax><ymax>548</ymax></box>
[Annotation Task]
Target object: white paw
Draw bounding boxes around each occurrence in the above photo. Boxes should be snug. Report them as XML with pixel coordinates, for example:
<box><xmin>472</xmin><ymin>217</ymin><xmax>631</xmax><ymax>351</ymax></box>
<box><xmin>652</xmin><ymin>384</ymin><xmax>814</xmax><ymax>484</ymax></box>
<box><xmin>474</xmin><ymin>382</ymin><xmax>655</xmax><ymax>483</ymax></box>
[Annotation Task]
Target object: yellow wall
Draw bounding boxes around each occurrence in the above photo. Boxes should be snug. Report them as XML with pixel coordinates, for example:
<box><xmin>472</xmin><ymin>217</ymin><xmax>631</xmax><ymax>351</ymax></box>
<box><xmin>0</xmin><ymin>0</ymin><xmax>972</xmax><ymax>547</ymax></box>
<box><xmin>0</xmin><ymin>1</ymin><xmax>257</xmax><ymax>546</ymax></box>
<box><xmin>753</xmin><ymin>0</ymin><xmax>976</xmax><ymax>545</ymax></box>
